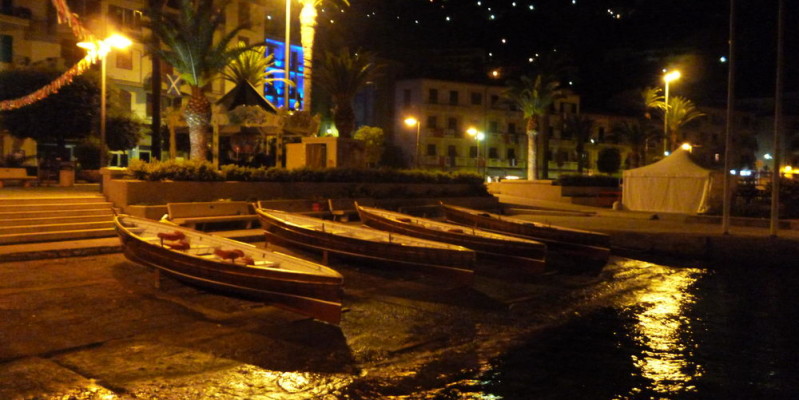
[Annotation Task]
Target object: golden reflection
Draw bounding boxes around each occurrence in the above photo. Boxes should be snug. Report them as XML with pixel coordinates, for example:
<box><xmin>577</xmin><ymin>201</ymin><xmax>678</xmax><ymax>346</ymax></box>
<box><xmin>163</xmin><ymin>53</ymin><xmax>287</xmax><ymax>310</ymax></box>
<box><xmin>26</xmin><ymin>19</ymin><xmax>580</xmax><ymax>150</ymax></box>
<box><xmin>626</xmin><ymin>269</ymin><xmax>703</xmax><ymax>396</ymax></box>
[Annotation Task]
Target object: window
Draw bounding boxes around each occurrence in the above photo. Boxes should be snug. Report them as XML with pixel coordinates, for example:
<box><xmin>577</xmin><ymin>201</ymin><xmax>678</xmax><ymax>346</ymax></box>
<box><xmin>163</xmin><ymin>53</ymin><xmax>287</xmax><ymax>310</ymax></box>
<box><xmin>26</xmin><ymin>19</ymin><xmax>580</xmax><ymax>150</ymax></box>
<box><xmin>115</xmin><ymin>48</ymin><xmax>132</xmax><ymax>70</ymax></box>
<box><xmin>489</xmin><ymin>121</ymin><xmax>498</xmax><ymax>133</ymax></box>
<box><xmin>238</xmin><ymin>1</ymin><xmax>251</xmax><ymax>26</ymax></box>
<box><xmin>426</xmin><ymin>144</ymin><xmax>437</xmax><ymax>156</ymax></box>
<box><xmin>119</xmin><ymin>90</ymin><xmax>132</xmax><ymax>112</ymax></box>
<box><xmin>508</xmin><ymin>122</ymin><xmax>517</xmax><ymax>134</ymax></box>
<box><xmin>449</xmin><ymin>90</ymin><xmax>459</xmax><ymax>105</ymax></box>
<box><xmin>0</xmin><ymin>35</ymin><xmax>11</xmax><ymax>63</ymax></box>
<box><xmin>598</xmin><ymin>127</ymin><xmax>605</xmax><ymax>141</ymax></box>
<box><xmin>447</xmin><ymin>117</ymin><xmax>458</xmax><ymax>131</ymax></box>
<box><xmin>507</xmin><ymin>148</ymin><xmax>516</xmax><ymax>160</ymax></box>
<box><xmin>146</xmin><ymin>93</ymin><xmax>154</xmax><ymax>118</ymax></box>
<box><xmin>426</xmin><ymin>116</ymin><xmax>438</xmax><ymax>129</ymax></box>
<box><xmin>403</xmin><ymin>89</ymin><xmax>411</xmax><ymax>107</ymax></box>
<box><xmin>428</xmin><ymin>89</ymin><xmax>438</xmax><ymax>104</ymax></box>
<box><xmin>447</xmin><ymin>145</ymin><xmax>457</xmax><ymax>157</ymax></box>
<box><xmin>490</xmin><ymin>95</ymin><xmax>499</xmax><ymax>106</ymax></box>
<box><xmin>488</xmin><ymin>147</ymin><xmax>498</xmax><ymax>159</ymax></box>
<box><xmin>108</xmin><ymin>5</ymin><xmax>142</xmax><ymax>30</ymax></box>
<box><xmin>471</xmin><ymin>92</ymin><xmax>482</xmax><ymax>105</ymax></box>
<box><xmin>469</xmin><ymin>146</ymin><xmax>478</xmax><ymax>158</ymax></box>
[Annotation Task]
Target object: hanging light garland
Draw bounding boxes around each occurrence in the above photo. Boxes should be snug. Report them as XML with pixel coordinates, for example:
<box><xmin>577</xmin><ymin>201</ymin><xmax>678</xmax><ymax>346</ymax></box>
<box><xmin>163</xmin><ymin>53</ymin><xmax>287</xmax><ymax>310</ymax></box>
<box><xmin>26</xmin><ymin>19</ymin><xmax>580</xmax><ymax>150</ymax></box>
<box><xmin>0</xmin><ymin>0</ymin><xmax>97</xmax><ymax>111</ymax></box>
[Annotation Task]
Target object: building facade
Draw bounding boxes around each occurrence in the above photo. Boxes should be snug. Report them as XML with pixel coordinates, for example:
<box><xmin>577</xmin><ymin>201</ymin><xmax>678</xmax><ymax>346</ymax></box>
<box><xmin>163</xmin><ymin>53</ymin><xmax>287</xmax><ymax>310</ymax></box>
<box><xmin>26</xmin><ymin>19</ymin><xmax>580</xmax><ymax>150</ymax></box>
<box><xmin>393</xmin><ymin>78</ymin><xmax>631</xmax><ymax>179</ymax></box>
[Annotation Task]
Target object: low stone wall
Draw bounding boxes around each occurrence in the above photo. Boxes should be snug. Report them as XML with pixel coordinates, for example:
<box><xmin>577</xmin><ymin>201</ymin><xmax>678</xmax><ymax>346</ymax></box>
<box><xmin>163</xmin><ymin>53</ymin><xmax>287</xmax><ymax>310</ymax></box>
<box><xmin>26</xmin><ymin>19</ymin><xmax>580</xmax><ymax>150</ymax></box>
<box><xmin>106</xmin><ymin>179</ymin><xmax>489</xmax><ymax>212</ymax></box>
<box><xmin>488</xmin><ymin>180</ymin><xmax>619</xmax><ymax>207</ymax></box>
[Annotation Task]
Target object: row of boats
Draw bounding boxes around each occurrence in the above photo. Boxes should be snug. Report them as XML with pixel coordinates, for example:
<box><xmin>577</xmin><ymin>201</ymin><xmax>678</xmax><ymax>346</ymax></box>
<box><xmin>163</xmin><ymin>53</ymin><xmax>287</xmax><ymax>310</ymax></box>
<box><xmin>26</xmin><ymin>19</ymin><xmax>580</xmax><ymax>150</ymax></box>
<box><xmin>115</xmin><ymin>202</ymin><xmax>611</xmax><ymax>325</ymax></box>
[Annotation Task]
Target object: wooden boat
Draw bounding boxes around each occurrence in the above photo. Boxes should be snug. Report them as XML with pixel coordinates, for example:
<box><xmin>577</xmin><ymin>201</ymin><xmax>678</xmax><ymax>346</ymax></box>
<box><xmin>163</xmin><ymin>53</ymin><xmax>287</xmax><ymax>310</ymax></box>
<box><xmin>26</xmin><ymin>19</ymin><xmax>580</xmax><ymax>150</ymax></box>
<box><xmin>355</xmin><ymin>204</ymin><xmax>547</xmax><ymax>274</ymax></box>
<box><xmin>256</xmin><ymin>208</ymin><xmax>475</xmax><ymax>284</ymax></box>
<box><xmin>440</xmin><ymin>203</ymin><xmax>611</xmax><ymax>274</ymax></box>
<box><xmin>114</xmin><ymin>215</ymin><xmax>343</xmax><ymax>325</ymax></box>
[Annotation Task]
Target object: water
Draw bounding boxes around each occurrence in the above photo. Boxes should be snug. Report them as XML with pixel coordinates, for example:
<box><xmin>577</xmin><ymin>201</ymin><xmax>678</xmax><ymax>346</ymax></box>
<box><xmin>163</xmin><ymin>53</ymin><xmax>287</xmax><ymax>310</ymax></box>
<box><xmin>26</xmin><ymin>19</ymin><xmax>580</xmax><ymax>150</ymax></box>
<box><xmin>470</xmin><ymin>264</ymin><xmax>799</xmax><ymax>399</ymax></box>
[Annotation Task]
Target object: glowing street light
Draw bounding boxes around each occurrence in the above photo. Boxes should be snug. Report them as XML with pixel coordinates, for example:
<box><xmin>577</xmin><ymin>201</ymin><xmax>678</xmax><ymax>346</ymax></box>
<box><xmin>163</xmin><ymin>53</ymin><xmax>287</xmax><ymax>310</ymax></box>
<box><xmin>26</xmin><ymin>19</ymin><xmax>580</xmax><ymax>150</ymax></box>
<box><xmin>404</xmin><ymin>117</ymin><xmax>421</xmax><ymax>168</ymax></box>
<box><xmin>467</xmin><ymin>127</ymin><xmax>485</xmax><ymax>175</ymax></box>
<box><xmin>78</xmin><ymin>34</ymin><xmax>132</xmax><ymax>169</ymax></box>
<box><xmin>663</xmin><ymin>69</ymin><xmax>681</xmax><ymax>153</ymax></box>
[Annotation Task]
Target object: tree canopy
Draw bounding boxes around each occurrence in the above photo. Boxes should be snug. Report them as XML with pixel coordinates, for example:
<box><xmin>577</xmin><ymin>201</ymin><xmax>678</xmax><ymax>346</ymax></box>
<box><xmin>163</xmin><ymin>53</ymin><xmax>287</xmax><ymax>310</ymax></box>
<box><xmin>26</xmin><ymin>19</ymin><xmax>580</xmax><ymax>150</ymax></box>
<box><xmin>0</xmin><ymin>68</ymin><xmax>99</xmax><ymax>157</ymax></box>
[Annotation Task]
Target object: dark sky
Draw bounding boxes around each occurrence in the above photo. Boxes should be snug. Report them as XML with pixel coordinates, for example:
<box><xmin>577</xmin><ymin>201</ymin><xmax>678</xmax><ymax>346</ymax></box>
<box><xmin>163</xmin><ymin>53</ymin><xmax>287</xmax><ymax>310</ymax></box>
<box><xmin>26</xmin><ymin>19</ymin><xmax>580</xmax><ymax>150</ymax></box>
<box><xmin>315</xmin><ymin>0</ymin><xmax>799</xmax><ymax>111</ymax></box>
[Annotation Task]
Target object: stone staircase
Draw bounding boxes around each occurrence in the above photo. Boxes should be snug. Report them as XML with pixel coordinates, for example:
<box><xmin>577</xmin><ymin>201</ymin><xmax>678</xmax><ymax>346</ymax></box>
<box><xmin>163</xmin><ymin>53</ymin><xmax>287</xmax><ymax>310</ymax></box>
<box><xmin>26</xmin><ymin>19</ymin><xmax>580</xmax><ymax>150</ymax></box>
<box><xmin>0</xmin><ymin>195</ymin><xmax>116</xmax><ymax>245</ymax></box>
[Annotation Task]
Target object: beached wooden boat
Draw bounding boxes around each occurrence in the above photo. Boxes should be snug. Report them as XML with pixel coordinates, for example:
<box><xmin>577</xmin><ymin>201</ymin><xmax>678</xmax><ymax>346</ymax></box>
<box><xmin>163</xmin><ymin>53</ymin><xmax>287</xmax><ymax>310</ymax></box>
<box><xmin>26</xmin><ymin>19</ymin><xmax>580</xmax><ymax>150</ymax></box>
<box><xmin>256</xmin><ymin>208</ymin><xmax>475</xmax><ymax>284</ymax></box>
<box><xmin>440</xmin><ymin>203</ymin><xmax>611</xmax><ymax>273</ymax></box>
<box><xmin>114</xmin><ymin>215</ymin><xmax>343</xmax><ymax>324</ymax></box>
<box><xmin>355</xmin><ymin>204</ymin><xmax>547</xmax><ymax>274</ymax></box>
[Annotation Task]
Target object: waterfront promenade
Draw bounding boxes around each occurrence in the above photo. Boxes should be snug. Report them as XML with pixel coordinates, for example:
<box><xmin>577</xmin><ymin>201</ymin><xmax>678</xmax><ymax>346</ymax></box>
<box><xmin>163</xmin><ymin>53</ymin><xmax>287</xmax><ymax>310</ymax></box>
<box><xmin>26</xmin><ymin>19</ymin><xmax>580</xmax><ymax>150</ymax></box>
<box><xmin>3</xmin><ymin>185</ymin><xmax>799</xmax><ymax>398</ymax></box>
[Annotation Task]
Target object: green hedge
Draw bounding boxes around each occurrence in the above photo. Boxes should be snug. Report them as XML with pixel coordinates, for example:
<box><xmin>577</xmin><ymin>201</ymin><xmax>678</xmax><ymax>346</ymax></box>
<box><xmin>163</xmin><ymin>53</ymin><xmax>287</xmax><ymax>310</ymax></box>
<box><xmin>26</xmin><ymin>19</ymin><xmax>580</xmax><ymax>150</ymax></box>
<box><xmin>128</xmin><ymin>159</ymin><xmax>485</xmax><ymax>185</ymax></box>
<box><xmin>555</xmin><ymin>174</ymin><xmax>620</xmax><ymax>187</ymax></box>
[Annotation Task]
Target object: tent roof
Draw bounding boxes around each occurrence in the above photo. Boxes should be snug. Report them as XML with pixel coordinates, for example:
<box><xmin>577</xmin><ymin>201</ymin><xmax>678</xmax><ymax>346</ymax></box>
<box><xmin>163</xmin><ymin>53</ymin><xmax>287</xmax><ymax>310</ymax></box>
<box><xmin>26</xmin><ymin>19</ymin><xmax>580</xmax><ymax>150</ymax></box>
<box><xmin>216</xmin><ymin>81</ymin><xmax>277</xmax><ymax>113</ymax></box>
<box><xmin>623</xmin><ymin>148</ymin><xmax>712</xmax><ymax>178</ymax></box>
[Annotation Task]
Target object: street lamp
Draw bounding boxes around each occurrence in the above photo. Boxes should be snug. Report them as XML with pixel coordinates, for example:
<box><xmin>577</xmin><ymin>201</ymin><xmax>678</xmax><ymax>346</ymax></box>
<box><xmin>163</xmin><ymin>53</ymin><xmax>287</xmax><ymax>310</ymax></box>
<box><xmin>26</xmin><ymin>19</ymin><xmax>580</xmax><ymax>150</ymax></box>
<box><xmin>404</xmin><ymin>117</ymin><xmax>421</xmax><ymax>168</ymax></box>
<box><xmin>467</xmin><ymin>127</ymin><xmax>485</xmax><ymax>175</ymax></box>
<box><xmin>663</xmin><ymin>69</ymin><xmax>681</xmax><ymax>153</ymax></box>
<box><xmin>78</xmin><ymin>34</ymin><xmax>132</xmax><ymax>169</ymax></box>
<box><xmin>284</xmin><ymin>0</ymin><xmax>291</xmax><ymax>110</ymax></box>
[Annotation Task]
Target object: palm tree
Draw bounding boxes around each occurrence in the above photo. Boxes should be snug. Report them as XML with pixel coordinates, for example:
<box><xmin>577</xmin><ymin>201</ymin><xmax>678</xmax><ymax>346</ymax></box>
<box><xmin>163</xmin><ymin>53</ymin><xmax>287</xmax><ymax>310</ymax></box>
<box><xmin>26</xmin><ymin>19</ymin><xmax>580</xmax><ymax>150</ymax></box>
<box><xmin>299</xmin><ymin>0</ymin><xmax>350</xmax><ymax>112</ymax></box>
<box><xmin>222</xmin><ymin>43</ymin><xmax>290</xmax><ymax>90</ymax></box>
<box><xmin>504</xmin><ymin>74</ymin><xmax>561</xmax><ymax>180</ymax></box>
<box><xmin>612</xmin><ymin>120</ymin><xmax>660</xmax><ymax>168</ymax></box>
<box><xmin>641</xmin><ymin>86</ymin><xmax>665</xmax><ymax>120</ymax></box>
<box><xmin>147</xmin><ymin>0</ymin><xmax>257</xmax><ymax>160</ymax></box>
<box><xmin>664</xmin><ymin>96</ymin><xmax>705</xmax><ymax>151</ymax></box>
<box><xmin>563</xmin><ymin>114</ymin><xmax>593</xmax><ymax>174</ymax></box>
<box><xmin>314</xmin><ymin>48</ymin><xmax>380</xmax><ymax>139</ymax></box>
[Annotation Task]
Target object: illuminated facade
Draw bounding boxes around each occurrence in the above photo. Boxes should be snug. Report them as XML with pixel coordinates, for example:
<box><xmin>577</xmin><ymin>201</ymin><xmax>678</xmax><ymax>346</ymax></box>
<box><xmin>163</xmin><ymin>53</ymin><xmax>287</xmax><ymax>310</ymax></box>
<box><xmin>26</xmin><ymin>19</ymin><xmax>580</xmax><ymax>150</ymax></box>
<box><xmin>264</xmin><ymin>38</ymin><xmax>304</xmax><ymax>110</ymax></box>
<box><xmin>394</xmin><ymin>78</ymin><xmax>600</xmax><ymax>179</ymax></box>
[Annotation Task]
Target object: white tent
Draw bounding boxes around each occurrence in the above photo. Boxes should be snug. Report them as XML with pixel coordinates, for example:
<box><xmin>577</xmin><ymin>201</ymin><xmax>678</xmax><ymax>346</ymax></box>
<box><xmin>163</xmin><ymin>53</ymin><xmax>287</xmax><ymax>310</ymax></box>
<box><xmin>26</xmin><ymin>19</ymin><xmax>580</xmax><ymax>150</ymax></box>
<box><xmin>622</xmin><ymin>149</ymin><xmax>722</xmax><ymax>214</ymax></box>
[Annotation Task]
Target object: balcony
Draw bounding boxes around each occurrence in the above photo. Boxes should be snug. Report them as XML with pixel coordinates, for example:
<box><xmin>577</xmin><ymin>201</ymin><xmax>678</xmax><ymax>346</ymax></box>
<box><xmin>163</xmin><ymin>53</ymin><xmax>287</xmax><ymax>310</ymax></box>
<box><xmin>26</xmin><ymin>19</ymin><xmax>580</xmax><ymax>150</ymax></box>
<box><xmin>0</xmin><ymin>7</ymin><xmax>32</xmax><ymax>27</ymax></box>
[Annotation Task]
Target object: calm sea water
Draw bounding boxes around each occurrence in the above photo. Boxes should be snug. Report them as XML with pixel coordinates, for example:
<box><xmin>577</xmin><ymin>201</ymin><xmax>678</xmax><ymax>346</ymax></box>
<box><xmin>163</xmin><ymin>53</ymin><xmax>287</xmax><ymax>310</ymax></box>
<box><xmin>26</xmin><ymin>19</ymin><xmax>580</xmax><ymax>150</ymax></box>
<box><xmin>475</xmin><ymin>264</ymin><xmax>799</xmax><ymax>400</ymax></box>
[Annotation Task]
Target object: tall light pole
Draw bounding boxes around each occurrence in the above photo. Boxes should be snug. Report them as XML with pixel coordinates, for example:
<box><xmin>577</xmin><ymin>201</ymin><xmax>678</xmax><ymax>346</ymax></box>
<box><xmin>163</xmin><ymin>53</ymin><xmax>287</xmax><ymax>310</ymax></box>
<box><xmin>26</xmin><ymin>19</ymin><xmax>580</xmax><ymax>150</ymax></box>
<box><xmin>663</xmin><ymin>70</ymin><xmax>681</xmax><ymax>154</ymax></box>
<box><xmin>404</xmin><ymin>117</ymin><xmax>421</xmax><ymax>168</ymax></box>
<box><xmin>78</xmin><ymin>34</ymin><xmax>132</xmax><ymax>170</ymax></box>
<box><xmin>467</xmin><ymin>127</ymin><xmax>485</xmax><ymax>176</ymax></box>
<box><xmin>284</xmin><ymin>0</ymin><xmax>292</xmax><ymax>110</ymax></box>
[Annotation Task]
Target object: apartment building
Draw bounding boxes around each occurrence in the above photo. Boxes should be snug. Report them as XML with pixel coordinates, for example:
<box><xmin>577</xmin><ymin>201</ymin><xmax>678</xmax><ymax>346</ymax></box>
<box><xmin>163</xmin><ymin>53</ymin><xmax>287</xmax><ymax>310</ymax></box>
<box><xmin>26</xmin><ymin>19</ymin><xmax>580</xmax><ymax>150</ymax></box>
<box><xmin>394</xmin><ymin>78</ymin><xmax>587</xmax><ymax>179</ymax></box>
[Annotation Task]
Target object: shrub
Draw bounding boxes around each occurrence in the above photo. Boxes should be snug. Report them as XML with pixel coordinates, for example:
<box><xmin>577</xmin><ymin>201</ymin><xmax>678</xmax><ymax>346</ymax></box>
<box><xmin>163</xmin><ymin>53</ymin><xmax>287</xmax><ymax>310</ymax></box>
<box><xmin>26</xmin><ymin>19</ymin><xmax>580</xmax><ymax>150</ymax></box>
<box><xmin>126</xmin><ymin>160</ymin><xmax>484</xmax><ymax>187</ymax></box>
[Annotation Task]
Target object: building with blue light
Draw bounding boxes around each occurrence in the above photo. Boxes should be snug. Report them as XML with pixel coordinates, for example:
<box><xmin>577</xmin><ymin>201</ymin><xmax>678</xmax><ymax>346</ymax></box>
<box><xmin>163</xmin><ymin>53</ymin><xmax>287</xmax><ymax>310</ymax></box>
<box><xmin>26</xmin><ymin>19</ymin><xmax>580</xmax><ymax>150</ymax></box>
<box><xmin>264</xmin><ymin>38</ymin><xmax>304</xmax><ymax>110</ymax></box>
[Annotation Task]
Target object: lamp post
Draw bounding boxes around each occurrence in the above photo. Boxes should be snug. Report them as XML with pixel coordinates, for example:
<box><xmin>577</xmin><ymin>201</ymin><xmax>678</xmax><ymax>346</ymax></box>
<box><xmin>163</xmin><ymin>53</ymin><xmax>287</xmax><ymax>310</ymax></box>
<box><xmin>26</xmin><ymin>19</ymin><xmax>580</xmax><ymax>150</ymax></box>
<box><xmin>662</xmin><ymin>70</ymin><xmax>681</xmax><ymax>154</ymax></box>
<box><xmin>284</xmin><ymin>0</ymin><xmax>292</xmax><ymax>110</ymax></box>
<box><xmin>404</xmin><ymin>117</ymin><xmax>421</xmax><ymax>168</ymax></box>
<box><xmin>467</xmin><ymin>127</ymin><xmax>485</xmax><ymax>176</ymax></box>
<box><xmin>78</xmin><ymin>34</ymin><xmax>132</xmax><ymax>169</ymax></box>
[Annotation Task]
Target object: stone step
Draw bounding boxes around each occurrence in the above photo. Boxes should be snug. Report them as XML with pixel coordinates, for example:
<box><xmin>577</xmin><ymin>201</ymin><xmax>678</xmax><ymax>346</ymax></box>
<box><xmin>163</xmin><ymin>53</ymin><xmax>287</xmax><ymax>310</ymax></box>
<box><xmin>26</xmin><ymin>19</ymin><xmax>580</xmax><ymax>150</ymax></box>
<box><xmin>0</xmin><ymin>208</ymin><xmax>114</xmax><ymax>220</ymax></box>
<box><xmin>0</xmin><ymin>214</ymin><xmax>113</xmax><ymax>228</ymax></box>
<box><xmin>0</xmin><ymin>196</ymin><xmax>107</xmax><ymax>206</ymax></box>
<box><xmin>0</xmin><ymin>202</ymin><xmax>114</xmax><ymax>214</ymax></box>
<box><xmin>0</xmin><ymin>227</ymin><xmax>117</xmax><ymax>245</ymax></box>
<box><xmin>0</xmin><ymin>220</ymin><xmax>114</xmax><ymax>235</ymax></box>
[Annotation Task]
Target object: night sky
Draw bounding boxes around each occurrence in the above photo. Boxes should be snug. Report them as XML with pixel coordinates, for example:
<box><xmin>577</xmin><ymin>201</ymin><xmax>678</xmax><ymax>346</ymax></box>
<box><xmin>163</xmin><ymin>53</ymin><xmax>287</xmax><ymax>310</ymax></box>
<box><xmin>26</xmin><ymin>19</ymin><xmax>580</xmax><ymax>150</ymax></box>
<box><xmin>314</xmin><ymin>0</ymin><xmax>799</xmax><ymax>112</ymax></box>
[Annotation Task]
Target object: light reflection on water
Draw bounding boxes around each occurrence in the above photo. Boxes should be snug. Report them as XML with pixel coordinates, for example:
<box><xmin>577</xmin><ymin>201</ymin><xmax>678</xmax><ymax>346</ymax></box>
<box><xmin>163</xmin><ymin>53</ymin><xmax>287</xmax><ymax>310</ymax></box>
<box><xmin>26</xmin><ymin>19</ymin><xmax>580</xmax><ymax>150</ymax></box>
<box><xmin>620</xmin><ymin>267</ymin><xmax>703</xmax><ymax>398</ymax></box>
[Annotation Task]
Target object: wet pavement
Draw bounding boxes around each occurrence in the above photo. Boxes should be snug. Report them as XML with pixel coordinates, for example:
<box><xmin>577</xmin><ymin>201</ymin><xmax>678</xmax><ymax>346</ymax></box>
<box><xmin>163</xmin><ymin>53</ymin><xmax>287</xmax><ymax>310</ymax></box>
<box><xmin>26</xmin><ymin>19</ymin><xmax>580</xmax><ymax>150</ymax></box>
<box><xmin>0</xmin><ymin>244</ymin><xmax>680</xmax><ymax>399</ymax></box>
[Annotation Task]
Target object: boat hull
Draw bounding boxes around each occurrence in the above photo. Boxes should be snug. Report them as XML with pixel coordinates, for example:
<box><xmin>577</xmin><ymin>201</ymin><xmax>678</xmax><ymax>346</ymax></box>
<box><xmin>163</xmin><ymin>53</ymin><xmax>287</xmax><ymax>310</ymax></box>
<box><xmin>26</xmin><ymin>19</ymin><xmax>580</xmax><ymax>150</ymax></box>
<box><xmin>256</xmin><ymin>209</ymin><xmax>475</xmax><ymax>284</ymax></box>
<box><xmin>115</xmin><ymin>217</ymin><xmax>343</xmax><ymax>324</ymax></box>
<box><xmin>440</xmin><ymin>203</ymin><xmax>610</xmax><ymax>274</ymax></box>
<box><xmin>356</xmin><ymin>205</ymin><xmax>547</xmax><ymax>274</ymax></box>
